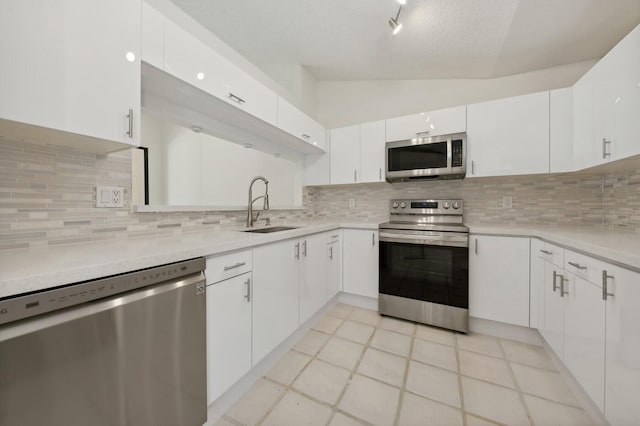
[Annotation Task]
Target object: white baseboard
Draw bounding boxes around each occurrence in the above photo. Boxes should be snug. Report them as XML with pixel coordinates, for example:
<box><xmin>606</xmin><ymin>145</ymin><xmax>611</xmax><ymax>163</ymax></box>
<box><xmin>204</xmin><ymin>296</ymin><xmax>339</xmax><ymax>425</ymax></box>
<box><xmin>337</xmin><ymin>292</ymin><xmax>378</xmax><ymax>310</ymax></box>
<box><xmin>469</xmin><ymin>317</ymin><xmax>543</xmax><ymax>346</ymax></box>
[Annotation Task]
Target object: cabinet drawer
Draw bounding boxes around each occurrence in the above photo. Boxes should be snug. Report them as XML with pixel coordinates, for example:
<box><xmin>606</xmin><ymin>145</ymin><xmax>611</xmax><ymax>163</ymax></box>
<box><xmin>564</xmin><ymin>249</ymin><xmax>606</xmax><ymax>287</ymax></box>
<box><xmin>327</xmin><ymin>230</ymin><xmax>341</xmax><ymax>244</ymax></box>
<box><xmin>536</xmin><ymin>241</ymin><xmax>564</xmax><ymax>268</ymax></box>
<box><xmin>206</xmin><ymin>250</ymin><xmax>252</xmax><ymax>284</ymax></box>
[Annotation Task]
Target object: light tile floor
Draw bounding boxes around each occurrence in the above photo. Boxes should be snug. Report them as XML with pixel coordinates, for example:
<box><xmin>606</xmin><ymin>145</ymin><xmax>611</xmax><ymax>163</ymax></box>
<box><xmin>217</xmin><ymin>304</ymin><xmax>595</xmax><ymax>426</ymax></box>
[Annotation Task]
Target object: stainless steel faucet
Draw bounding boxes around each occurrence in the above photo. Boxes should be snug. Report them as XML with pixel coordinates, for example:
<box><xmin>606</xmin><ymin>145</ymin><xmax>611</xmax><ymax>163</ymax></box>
<box><xmin>247</xmin><ymin>176</ymin><xmax>270</xmax><ymax>227</ymax></box>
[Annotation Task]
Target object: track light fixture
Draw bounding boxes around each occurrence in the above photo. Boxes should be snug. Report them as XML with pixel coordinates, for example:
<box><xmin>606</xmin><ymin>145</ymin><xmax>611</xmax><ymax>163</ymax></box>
<box><xmin>388</xmin><ymin>2</ymin><xmax>404</xmax><ymax>35</ymax></box>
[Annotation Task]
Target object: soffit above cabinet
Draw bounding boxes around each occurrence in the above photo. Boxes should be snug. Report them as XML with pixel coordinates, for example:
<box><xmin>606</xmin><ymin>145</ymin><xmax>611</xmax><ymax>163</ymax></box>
<box><xmin>141</xmin><ymin>64</ymin><xmax>324</xmax><ymax>157</ymax></box>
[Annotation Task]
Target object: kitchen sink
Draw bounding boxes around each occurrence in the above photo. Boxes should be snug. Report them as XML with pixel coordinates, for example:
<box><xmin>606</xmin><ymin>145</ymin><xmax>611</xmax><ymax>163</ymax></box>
<box><xmin>243</xmin><ymin>226</ymin><xmax>299</xmax><ymax>233</ymax></box>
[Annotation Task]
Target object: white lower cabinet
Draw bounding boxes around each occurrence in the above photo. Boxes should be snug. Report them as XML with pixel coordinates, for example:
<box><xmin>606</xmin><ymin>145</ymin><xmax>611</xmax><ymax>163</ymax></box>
<box><xmin>252</xmin><ymin>239</ymin><xmax>299</xmax><ymax>363</ymax></box>
<box><xmin>299</xmin><ymin>233</ymin><xmax>329</xmax><ymax>324</ymax></box>
<box><xmin>605</xmin><ymin>266</ymin><xmax>640</xmax><ymax>426</ymax></box>
<box><xmin>469</xmin><ymin>235</ymin><xmax>530</xmax><ymax>327</ymax></box>
<box><xmin>206</xmin><ymin>271</ymin><xmax>252</xmax><ymax>405</ymax></box>
<box><xmin>540</xmin><ymin>262</ymin><xmax>566</xmax><ymax>357</ymax></box>
<box><xmin>342</xmin><ymin>229</ymin><xmax>379</xmax><ymax>298</ymax></box>
<box><xmin>564</xmin><ymin>273</ymin><xmax>605</xmax><ymax>412</ymax></box>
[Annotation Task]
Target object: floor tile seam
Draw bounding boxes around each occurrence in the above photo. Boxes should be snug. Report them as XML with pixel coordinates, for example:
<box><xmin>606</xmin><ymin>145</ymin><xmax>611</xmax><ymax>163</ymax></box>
<box><xmin>506</xmin><ymin>358</ymin><xmax>561</xmax><ymax>373</ymax></box>
<box><xmin>401</xmin><ymin>388</ymin><xmax>467</xmax><ymax>416</ymax></box>
<box><xmin>413</xmin><ymin>333</ymin><xmax>456</xmax><ymax>347</ymax></box>
<box><xmin>464</xmin><ymin>412</ymin><xmax>508</xmax><ymax>426</ymax></box>
<box><xmin>378</xmin><ymin>324</ymin><xmax>416</xmax><ymax>336</ymax></box>
<box><xmin>332</xmin><ymin>319</ymin><xmax>380</xmax><ymax>420</ymax></box>
<box><xmin>219</xmin><ymin>415</ymin><xmax>243</xmax><ymax>426</ymax></box>
<box><xmin>408</xmin><ymin>355</ymin><xmax>460</xmax><ymax>375</ymax></box>
<box><xmin>346</xmin><ymin>316</ymin><xmax>381</xmax><ymax>327</ymax></box>
<box><xmin>456</xmin><ymin>344</ymin><xmax>506</xmax><ymax>360</ymax></box>
<box><xmin>331</xmin><ymin>408</ymin><xmax>376</xmax><ymax>426</ymax></box>
<box><xmin>498</xmin><ymin>338</ymin><xmax>535</xmax><ymax>426</ymax></box>
<box><xmin>394</xmin><ymin>323</ymin><xmax>416</xmax><ymax>426</ymax></box>
<box><xmin>366</xmin><ymin>341</ymin><xmax>412</xmax><ymax>360</ymax></box>
<box><xmin>246</xmin><ymin>378</ymin><xmax>289</xmax><ymax>426</ymax></box>
<box><xmin>453</xmin><ymin>330</ymin><xmax>468</xmax><ymax>426</ymax></box>
<box><xmin>518</xmin><ymin>390</ymin><xmax>585</xmax><ymax>410</ymax></box>
<box><xmin>261</xmin><ymin>315</ymin><xmax>345</xmax><ymax>425</ymax></box>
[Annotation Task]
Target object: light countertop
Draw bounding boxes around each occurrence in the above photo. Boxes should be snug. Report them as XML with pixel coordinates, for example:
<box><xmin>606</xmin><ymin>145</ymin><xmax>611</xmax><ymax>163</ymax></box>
<box><xmin>468</xmin><ymin>223</ymin><xmax>640</xmax><ymax>273</ymax></box>
<box><xmin>0</xmin><ymin>222</ymin><xmax>379</xmax><ymax>299</ymax></box>
<box><xmin>1</xmin><ymin>221</ymin><xmax>638</xmax><ymax>299</ymax></box>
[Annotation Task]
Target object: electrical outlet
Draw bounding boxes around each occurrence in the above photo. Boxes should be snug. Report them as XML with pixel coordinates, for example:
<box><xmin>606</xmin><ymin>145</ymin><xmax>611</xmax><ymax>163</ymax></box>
<box><xmin>348</xmin><ymin>198</ymin><xmax>356</xmax><ymax>209</ymax></box>
<box><xmin>96</xmin><ymin>186</ymin><xmax>124</xmax><ymax>208</ymax></box>
<box><xmin>502</xmin><ymin>196</ymin><xmax>513</xmax><ymax>209</ymax></box>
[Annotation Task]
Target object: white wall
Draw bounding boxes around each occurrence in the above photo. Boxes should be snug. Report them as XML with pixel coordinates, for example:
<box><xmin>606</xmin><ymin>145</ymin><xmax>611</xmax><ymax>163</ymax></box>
<box><xmin>316</xmin><ymin>60</ymin><xmax>597</xmax><ymax>128</ymax></box>
<box><xmin>141</xmin><ymin>113</ymin><xmax>303</xmax><ymax>208</ymax></box>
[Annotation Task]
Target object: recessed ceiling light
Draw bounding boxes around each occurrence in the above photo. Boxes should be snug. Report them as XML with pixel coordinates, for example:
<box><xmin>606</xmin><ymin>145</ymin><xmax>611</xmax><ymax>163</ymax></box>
<box><xmin>125</xmin><ymin>51</ymin><xmax>136</xmax><ymax>62</ymax></box>
<box><xmin>397</xmin><ymin>0</ymin><xmax>407</xmax><ymax>4</ymax></box>
<box><xmin>196</xmin><ymin>72</ymin><xmax>205</xmax><ymax>80</ymax></box>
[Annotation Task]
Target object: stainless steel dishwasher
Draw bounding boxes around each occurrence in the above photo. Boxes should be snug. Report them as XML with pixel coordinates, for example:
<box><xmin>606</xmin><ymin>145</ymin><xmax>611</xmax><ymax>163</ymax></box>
<box><xmin>0</xmin><ymin>257</ymin><xmax>207</xmax><ymax>426</ymax></box>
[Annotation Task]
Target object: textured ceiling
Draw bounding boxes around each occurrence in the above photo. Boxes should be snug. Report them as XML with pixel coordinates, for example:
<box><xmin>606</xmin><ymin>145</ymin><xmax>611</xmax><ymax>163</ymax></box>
<box><xmin>170</xmin><ymin>0</ymin><xmax>640</xmax><ymax>81</ymax></box>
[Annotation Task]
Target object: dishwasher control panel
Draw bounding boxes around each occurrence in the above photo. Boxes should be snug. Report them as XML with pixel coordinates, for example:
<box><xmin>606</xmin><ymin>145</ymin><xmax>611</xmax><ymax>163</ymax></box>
<box><xmin>0</xmin><ymin>258</ymin><xmax>205</xmax><ymax>326</ymax></box>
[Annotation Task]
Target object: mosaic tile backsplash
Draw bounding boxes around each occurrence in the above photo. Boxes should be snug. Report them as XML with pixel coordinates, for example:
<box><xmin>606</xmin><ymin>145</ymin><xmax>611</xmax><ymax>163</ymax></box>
<box><xmin>1</xmin><ymin>138</ymin><xmax>639</xmax><ymax>250</ymax></box>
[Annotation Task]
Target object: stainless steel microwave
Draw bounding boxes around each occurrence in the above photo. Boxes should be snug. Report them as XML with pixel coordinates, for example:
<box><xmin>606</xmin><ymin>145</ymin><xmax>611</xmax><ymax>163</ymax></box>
<box><xmin>385</xmin><ymin>132</ymin><xmax>466</xmax><ymax>182</ymax></box>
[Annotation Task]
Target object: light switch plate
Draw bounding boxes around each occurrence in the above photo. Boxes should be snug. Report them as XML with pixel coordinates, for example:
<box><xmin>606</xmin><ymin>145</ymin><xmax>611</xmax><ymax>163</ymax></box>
<box><xmin>96</xmin><ymin>186</ymin><xmax>124</xmax><ymax>208</ymax></box>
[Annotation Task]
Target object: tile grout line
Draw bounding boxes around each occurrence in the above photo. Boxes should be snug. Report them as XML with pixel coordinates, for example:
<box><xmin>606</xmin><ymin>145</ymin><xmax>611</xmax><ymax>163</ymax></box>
<box><xmin>454</xmin><ymin>333</ymin><xmax>468</xmax><ymax>426</ymax></box>
<box><xmin>330</xmin><ymin>308</ymin><xmax>382</xmax><ymax>426</ymax></box>
<box><xmin>393</xmin><ymin>318</ymin><xmax>417</xmax><ymax>426</ymax></box>
<box><xmin>498</xmin><ymin>339</ymin><xmax>535</xmax><ymax>426</ymax></box>
<box><xmin>251</xmin><ymin>307</ymin><xmax>348</xmax><ymax>426</ymax></box>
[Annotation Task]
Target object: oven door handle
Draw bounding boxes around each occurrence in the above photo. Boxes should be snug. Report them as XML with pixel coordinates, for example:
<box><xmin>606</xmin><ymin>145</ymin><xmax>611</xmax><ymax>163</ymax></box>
<box><xmin>379</xmin><ymin>232</ymin><xmax>468</xmax><ymax>248</ymax></box>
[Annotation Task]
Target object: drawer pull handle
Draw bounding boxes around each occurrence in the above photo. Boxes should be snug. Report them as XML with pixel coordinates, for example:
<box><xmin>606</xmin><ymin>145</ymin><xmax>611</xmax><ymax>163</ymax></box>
<box><xmin>223</xmin><ymin>262</ymin><xmax>246</xmax><ymax>271</ymax></box>
<box><xmin>302</xmin><ymin>133</ymin><xmax>311</xmax><ymax>139</ymax></box>
<box><xmin>540</xmin><ymin>250</ymin><xmax>552</xmax><ymax>255</ymax></box>
<box><xmin>568</xmin><ymin>261</ymin><xmax>587</xmax><ymax>270</ymax></box>
<box><xmin>228</xmin><ymin>93</ymin><xmax>246</xmax><ymax>104</ymax></box>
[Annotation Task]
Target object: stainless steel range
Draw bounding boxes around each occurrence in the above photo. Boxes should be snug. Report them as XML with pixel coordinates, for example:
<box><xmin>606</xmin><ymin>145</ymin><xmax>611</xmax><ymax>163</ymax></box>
<box><xmin>379</xmin><ymin>199</ymin><xmax>469</xmax><ymax>332</ymax></box>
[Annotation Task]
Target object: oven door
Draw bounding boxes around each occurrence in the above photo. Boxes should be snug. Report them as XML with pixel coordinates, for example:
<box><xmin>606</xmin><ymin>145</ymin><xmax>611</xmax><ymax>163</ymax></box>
<box><xmin>379</xmin><ymin>231</ymin><xmax>469</xmax><ymax>309</ymax></box>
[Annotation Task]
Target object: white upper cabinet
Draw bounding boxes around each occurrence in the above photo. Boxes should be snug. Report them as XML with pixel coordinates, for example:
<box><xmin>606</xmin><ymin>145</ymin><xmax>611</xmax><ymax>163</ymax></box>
<box><xmin>277</xmin><ymin>97</ymin><xmax>327</xmax><ymax>151</ymax></box>
<box><xmin>550</xmin><ymin>88</ymin><xmax>574</xmax><ymax>173</ymax></box>
<box><xmin>385</xmin><ymin>105</ymin><xmax>466</xmax><ymax>142</ymax></box>
<box><xmin>573</xmin><ymin>24</ymin><xmax>640</xmax><ymax>169</ymax></box>
<box><xmin>141</xmin><ymin>2</ymin><xmax>164</xmax><ymax>69</ymax></box>
<box><xmin>330</xmin><ymin>120</ymin><xmax>386</xmax><ymax>185</ymax></box>
<box><xmin>0</xmin><ymin>0</ymin><xmax>141</xmax><ymax>148</ymax></box>
<box><xmin>164</xmin><ymin>20</ymin><xmax>277</xmax><ymax>126</ymax></box>
<box><xmin>467</xmin><ymin>91</ymin><xmax>550</xmax><ymax>178</ymax></box>
<box><xmin>330</xmin><ymin>125</ymin><xmax>360</xmax><ymax>184</ymax></box>
<box><xmin>359</xmin><ymin>120</ymin><xmax>386</xmax><ymax>183</ymax></box>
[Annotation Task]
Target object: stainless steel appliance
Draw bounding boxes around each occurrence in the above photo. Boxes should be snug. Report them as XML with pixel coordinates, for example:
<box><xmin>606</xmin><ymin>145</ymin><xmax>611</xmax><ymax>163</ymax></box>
<box><xmin>379</xmin><ymin>199</ymin><xmax>469</xmax><ymax>332</ymax></box>
<box><xmin>385</xmin><ymin>132</ymin><xmax>466</xmax><ymax>182</ymax></box>
<box><xmin>0</xmin><ymin>258</ymin><xmax>207</xmax><ymax>426</ymax></box>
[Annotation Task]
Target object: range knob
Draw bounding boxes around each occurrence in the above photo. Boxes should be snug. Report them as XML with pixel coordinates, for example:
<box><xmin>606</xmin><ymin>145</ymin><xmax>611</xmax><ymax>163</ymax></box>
<box><xmin>452</xmin><ymin>201</ymin><xmax>461</xmax><ymax>209</ymax></box>
<box><xmin>442</xmin><ymin>202</ymin><xmax>450</xmax><ymax>209</ymax></box>
<box><xmin>392</xmin><ymin>201</ymin><xmax>399</xmax><ymax>209</ymax></box>
<box><xmin>399</xmin><ymin>201</ymin><xmax>407</xmax><ymax>209</ymax></box>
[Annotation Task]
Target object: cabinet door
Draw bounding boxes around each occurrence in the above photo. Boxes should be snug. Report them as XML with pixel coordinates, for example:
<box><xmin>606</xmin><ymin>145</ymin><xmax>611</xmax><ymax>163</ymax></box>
<box><xmin>206</xmin><ymin>272</ymin><xmax>252</xmax><ymax>404</ymax></box>
<box><xmin>252</xmin><ymin>240</ymin><xmax>299</xmax><ymax>363</ymax></box>
<box><xmin>550</xmin><ymin>88</ymin><xmax>574</xmax><ymax>173</ymax></box>
<box><xmin>328</xmin><ymin>240</ymin><xmax>342</xmax><ymax>299</ymax></box>
<box><xmin>564</xmin><ymin>273</ymin><xmax>605</xmax><ymax>412</ymax></box>
<box><xmin>572</xmin><ymin>70</ymin><xmax>596</xmax><ymax>170</ymax></box>
<box><xmin>540</xmin><ymin>264</ymin><xmax>565</xmax><ymax>358</ymax></box>
<box><xmin>359</xmin><ymin>120</ymin><xmax>386</xmax><ymax>183</ymax></box>
<box><xmin>467</xmin><ymin>92</ymin><xmax>549</xmax><ymax>177</ymax></box>
<box><xmin>342</xmin><ymin>230</ymin><xmax>379</xmax><ymax>298</ymax></box>
<box><xmin>141</xmin><ymin>2</ymin><xmax>164</xmax><ymax>69</ymax></box>
<box><xmin>277</xmin><ymin>97</ymin><xmax>326</xmax><ymax>150</ymax></box>
<box><xmin>299</xmin><ymin>234</ymin><xmax>328</xmax><ymax>323</ymax></box>
<box><xmin>469</xmin><ymin>235</ymin><xmax>530</xmax><ymax>327</ymax></box>
<box><xmin>385</xmin><ymin>113</ymin><xmax>429</xmax><ymax>142</ymax></box>
<box><xmin>0</xmin><ymin>0</ymin><xmax>141</xmax><ymax>146</ymax></box>
<box><xmin>529</xmin><ymin>239</ymin><xmax>546</xmax><ymax>329</ymax></box>
<box><xmin>605</xmin><ymin>266</ymin><xmax>640</xmax><ymax>426</ymax></box>
<box><xmin>330</xmin><ymin>125</ymin><xmax>360</xmax><ymax>184</ymax></box>
<box><xmin>594</xmin><ymin>24</ymin><xmax>640</xmax><ymax>162</ymax></box>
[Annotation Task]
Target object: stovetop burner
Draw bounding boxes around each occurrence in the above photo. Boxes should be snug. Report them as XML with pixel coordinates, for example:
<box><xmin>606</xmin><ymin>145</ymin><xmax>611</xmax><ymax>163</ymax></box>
<box><xmin>379</xmin><ymin>198</ymin><xmax>467</xmax><ymax>233</ymax></box>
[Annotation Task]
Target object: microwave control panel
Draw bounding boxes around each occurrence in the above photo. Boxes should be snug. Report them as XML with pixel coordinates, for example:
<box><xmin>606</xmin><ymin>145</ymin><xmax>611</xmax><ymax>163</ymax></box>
<box><xmin>452</xmin><ymin>139</ymin><xmax>464</xmax><ymax>167</ymax></box>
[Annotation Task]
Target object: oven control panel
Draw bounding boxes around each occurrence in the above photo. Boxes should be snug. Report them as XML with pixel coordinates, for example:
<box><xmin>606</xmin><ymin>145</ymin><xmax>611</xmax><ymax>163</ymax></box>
<box><xmin>390</xmin><ymin>199</ymin><xmax>463</xmax><ymax>215</ymax></box>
